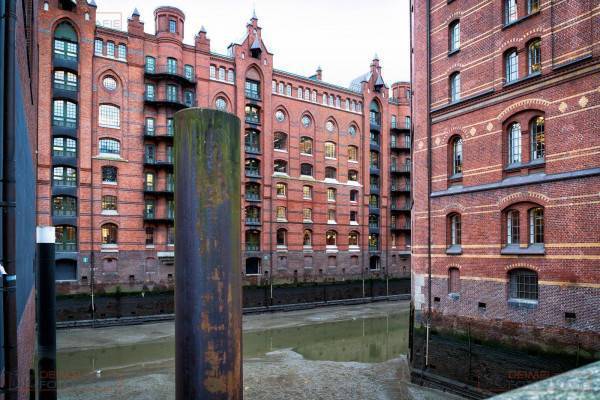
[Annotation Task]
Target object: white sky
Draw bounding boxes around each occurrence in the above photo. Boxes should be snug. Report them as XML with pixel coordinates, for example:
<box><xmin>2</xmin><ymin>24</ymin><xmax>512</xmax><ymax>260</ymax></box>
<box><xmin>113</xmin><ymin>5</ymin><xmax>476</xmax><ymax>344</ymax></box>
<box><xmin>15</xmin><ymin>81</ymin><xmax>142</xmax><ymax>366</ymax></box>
<box><xmin>95</xmin><ymin>0</ymin><xmax>411</xmax><ymax>88</ymax></box>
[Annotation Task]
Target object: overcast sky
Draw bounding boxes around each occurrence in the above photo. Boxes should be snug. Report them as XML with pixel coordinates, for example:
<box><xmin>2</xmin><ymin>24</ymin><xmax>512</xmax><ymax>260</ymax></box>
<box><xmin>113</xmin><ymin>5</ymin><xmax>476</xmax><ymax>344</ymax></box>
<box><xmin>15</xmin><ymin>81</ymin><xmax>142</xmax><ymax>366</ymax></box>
<box><xmin>95</xmin><ymin>0</ymin><xmax>411</xmax><ymax>88</ymax></box>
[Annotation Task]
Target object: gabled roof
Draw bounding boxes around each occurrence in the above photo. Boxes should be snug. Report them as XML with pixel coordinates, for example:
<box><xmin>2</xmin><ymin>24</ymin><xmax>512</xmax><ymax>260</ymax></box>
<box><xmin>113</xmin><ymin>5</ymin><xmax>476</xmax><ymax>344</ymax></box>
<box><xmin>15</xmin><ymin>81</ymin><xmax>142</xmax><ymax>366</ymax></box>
<box><xmin>349</xmin><ymin>72</ymin><xmax>372</xmax><ymax>92</ymax></box>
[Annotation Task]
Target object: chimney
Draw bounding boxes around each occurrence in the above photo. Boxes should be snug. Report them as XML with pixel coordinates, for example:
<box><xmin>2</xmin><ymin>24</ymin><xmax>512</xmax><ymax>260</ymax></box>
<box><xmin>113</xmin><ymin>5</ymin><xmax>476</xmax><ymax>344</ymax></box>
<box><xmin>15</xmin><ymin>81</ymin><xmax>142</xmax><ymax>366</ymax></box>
<box><xmin>195</xmin><ymin>25</ymin><xmax>210</xmax><ymax>52</ymax></box>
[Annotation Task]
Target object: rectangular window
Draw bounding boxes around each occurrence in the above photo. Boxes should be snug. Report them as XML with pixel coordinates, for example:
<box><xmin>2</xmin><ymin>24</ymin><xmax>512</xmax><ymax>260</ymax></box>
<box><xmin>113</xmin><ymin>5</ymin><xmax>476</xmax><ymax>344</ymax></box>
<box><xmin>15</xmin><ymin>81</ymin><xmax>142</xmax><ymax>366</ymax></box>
<box><xmin>118</xmin><ymin>44</ymin><xmax>126</xmax><ymax>60</ymax></box>
<box><xmin>106</xmin><ymin>41</ymin><xmax>115</xmax><ymax>57</ymax></box>
<box><xmin>184</xmin><ymin>65</ymin><xmax>194</xmax><ymax>80</ymax></box>
<box><xmin>169</xmin><ymin>19</ymin><xmax>177</xmax><ymax>33</ymax></box>
<box><xmin>348</xmin><ymin>146</ymin><xmax>358</xmax><ymax>162</ymax></box>
<box><xmin>145</xmin><ymin>227</ymin><xmax>154</xmax><ymax>245</ymax></box>
<box><xmin>52</xmin><ymin>137</ymin><xmax>76</xmax><ymax>157</ymax></box>
<box><xmin>276</xmin><ymin>206</ymin><xmax>287</xmax><ymax>221</ymax></box>
<box><xmin>405</xmin><ymin>116</ymin><xmax>411</xmax><ymax>129</ymax></box>
<box><xmin>145</xmin><ymin>84</ymin><xmax>155</xmax><ymax>100</ymax></box>
<box><xmin>167</xmin><ymin>58</ymin><xmax>177</xmax><ymax>74</ymax></box>
<box><xmin>167</xmin><ymin>85</ymin><xmax>178</xmax><ymax>101</ymax></box>
<box><xmin>167</xmin><ymin>226</ymin><xmax>175</xmax><ymax>245</ymax></box>
<box><xmin>391</xmin><ymin>115</ymin><xmax>397</xmax><ymax>129</ymax></box>
<box><xmin>227</xmin><ymin>69</ymin><xmax>235</xmax><ymax>82</ymax></box>
<box><xmin>276</xmin><ymin>183</ymin><xmax>286</xmax><ymax>197</ymax></box>
<box><xmin>218</xmin><ymin>67</ymin><xmax>225</xmax><ymax>81</ymax></box>
<box><xmin>210</xmin><ymin>65</ymin><xmax>216</xmax><ymax>79</ymax></box>
<box><xmin>505</xmin><ymin>0</ymin><xmax>518</xmax><ymax>24</ymax></box>
<box><xmin>327</xmin><ymin>188</ymin><xmax>336</xmax><ymax>202</ymax></box>
<box><xmin>350</xmin><ymin>211</ymin><xmax>357</xmax><ymax>223</ymax></box>
<box><xmin>167</xmin><ymin>118</ymin><xmax>174</xmax><ymax>136</ymax></box>
<box><xmin>99</xmin><ymin>139</ymin><xmax>120</xmax><ymax>155</ymax></box>
<box><xmin>145</xmin><ymin>118</ymin><xmax>155</xmax><ymax>135</ymax></box>
<box><xmin>245</xmin><ymin>79</ymin><xmax>260</xmax><ymax>100</ymax></box>
<box><xmin>94</xmin><ymin>39</ymin><xmax>103</xmax><ymax>55</ymax></box>
<box><xmin>101</xmin><ymin>195</ymin><xmax>117</xmax><ymax>211</ymax></box>
<box><xmin>145</xmin><ymin>56</ymin><xmax>155</xmax><ymax>72</ymax></box>
<box><xmin>145</xmin><ymin>173</ymin><xmax>155</xmax><ymax>191</ymax></box>
<box><xmin>303</xmin><ymin>208</ymin><xmax>312</xmax><ymax>221</ymax></box>
<box><xmin>303</xmin><ymin>185</ymin><xmax>312</xmax><ymax>200</ymax></box>
<box><xmin>328</xmin><ymin>209</ymin><xmax>336</xmax><ymax>222</ymax></box>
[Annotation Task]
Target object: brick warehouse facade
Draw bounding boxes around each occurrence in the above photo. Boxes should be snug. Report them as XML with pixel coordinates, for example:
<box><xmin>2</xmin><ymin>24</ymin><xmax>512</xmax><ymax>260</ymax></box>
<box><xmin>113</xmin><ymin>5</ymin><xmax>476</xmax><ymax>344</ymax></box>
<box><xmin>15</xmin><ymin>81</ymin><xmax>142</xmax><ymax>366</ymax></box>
<box><xmin>411</xmin><ymin>0</ymin><xmax>600</xmax><ymax>360</ymax></box>
<box><xmin>37</xmin><ymin>1</ymin><xmax>412</xmax><ymax>294</ymax></box>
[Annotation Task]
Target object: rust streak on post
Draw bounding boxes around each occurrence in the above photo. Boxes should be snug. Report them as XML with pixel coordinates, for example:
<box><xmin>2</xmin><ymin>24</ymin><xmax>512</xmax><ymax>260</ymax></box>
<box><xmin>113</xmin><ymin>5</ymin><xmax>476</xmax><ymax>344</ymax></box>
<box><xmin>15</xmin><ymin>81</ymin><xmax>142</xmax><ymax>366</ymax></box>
<box><xmin>174</xmin><ymin>108</ymin><xmax>242</xmax><ymax>399</ymax></box>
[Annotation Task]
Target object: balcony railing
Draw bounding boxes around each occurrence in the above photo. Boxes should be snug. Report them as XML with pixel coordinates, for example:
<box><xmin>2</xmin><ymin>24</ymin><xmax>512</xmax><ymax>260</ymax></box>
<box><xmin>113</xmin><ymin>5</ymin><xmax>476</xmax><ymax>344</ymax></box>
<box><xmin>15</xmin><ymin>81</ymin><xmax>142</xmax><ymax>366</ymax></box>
<box><xmin>144</xmin><ymin>92</ymin><xmax>197</xmax><ymax>108</ymax></box>
<box><xmin>245</xmin><ymin>115</ymin><xmax>260</xmax><ymax>124</ymax></box>
<box><xmin>391</xmin><ymin>139</ymin><xmax>411</xmax><ymax>149</ymax></box>
<box><xmin>245</xmin><ymin>217</ymin><xmax>261</xmax><ymax>225</ymax></box>
<box><xmin>391</xmin><ymin>184</ymin><xmax>411</xmax><ymax>192</ymax></box>
<box><xmin>368</xmin><ymin>223</ymin><xmax>379</xmax><ymax>230</ymax></box>
<box><xmin>56</xmin><ymin>242</ymin><xmax>77</xmax><ymax>252</ymax></box>
<box><xmin>53</xmin><ymin>208</ymin><xmax>76</xmax><ymax>217</ymax></box>
<box><xmin>245</xmin><ymin>168</ymin><xmax>260</xmax><ymax>178</ymax></box>
<box><xmin>246</xmin><ymin>243</ymin><xmax>260</xmax><ymax>251</ymax></box>
<box><xmin>391</xmin><ymin>222</ymin><xmax>411</xmax><ymax>230</ymax></box>
<box><xmin>245</xmin><ymin>193</ymin><xmax>260</xmax><ymax>201</ymax></box>
<box><xmin>391</xmin><ymin>164</ymin><xmax>411</xmax><ymax>173</ymax></box>
<box><xmin>245</xmin><ymin>145</ymin><xmax>261</xmax><ymax>154</ymax></box>
<box><xmin>391</xmin><ymin>203</ymin><xmax>411</xmax><ymax>211</ymax></box>
<box><xmin>245</xmin><ymin>91</ymin><xmax>261</xmax><ymax>101</ymax></box>
<box><xmin>144</xmin><ymin>64</ymin><xmax>196</xmax><ymax>84</ymax></box>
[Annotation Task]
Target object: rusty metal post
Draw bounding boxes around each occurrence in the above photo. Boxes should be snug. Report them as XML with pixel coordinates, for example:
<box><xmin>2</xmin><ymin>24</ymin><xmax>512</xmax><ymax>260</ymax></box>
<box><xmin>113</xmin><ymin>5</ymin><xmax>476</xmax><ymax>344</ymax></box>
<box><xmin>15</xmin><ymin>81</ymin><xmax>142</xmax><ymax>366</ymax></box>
<box><xmin>174</xmin><ymin>108</ymin><xmax>242</xmax><ymax>400</ymax></box>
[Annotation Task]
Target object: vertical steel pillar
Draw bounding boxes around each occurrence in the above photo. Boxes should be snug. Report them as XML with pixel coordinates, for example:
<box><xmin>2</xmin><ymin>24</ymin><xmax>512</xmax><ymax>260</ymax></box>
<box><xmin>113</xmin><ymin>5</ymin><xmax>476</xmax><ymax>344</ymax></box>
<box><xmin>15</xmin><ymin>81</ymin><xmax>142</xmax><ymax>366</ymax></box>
<box><xmin>174</xmin><ymin>108</ymin><xmax>242</xmax><ymax>400</ymax></box>
<box><xmin>36</xmin><ymin>226</ymin><xmax>56</xmax><ymax>400</ymax></box>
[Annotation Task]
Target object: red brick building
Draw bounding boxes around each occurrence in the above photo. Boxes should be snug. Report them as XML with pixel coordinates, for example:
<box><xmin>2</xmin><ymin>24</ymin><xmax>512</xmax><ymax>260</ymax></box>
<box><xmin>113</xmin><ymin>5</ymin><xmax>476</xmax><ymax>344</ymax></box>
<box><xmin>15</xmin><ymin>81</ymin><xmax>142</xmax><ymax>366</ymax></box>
<box><xmin>37</xmin><ymin>1</ymin><xmax>412</xmax><ymax>294</ymax></box>
<box><xmin>411</xmin><ymin>0</ymin><xmax>599</xmax><ymax>357</ymax></box>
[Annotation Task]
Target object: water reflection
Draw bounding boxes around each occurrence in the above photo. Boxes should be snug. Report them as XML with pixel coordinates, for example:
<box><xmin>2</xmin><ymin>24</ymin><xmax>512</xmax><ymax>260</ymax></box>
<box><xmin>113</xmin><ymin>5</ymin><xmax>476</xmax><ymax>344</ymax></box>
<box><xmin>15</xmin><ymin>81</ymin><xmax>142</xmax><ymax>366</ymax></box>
<box><xmin>58</xmin><ymin>311</ymin><xmax>408</xmax><ymax>384</ymax></box>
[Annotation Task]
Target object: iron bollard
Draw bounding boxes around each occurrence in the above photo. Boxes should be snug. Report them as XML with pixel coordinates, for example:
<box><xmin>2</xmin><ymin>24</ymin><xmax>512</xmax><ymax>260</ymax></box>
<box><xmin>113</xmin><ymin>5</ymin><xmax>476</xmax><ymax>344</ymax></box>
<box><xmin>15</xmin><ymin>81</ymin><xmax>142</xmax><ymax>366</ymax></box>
<box><xmin>174</xmin><ymin>108</ymin><xmax>242</xmax><ymax>399</ymax></box>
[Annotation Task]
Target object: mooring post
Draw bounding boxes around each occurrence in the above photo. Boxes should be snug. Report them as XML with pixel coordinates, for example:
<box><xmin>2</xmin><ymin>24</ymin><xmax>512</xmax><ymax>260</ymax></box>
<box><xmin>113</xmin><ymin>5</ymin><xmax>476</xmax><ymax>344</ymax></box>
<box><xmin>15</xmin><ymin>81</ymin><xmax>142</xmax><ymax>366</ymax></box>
<box><xmin>174</xmin><ymin>108</ymin><xmax>242</xmax><ymax>400</ymax></box>
<box><xmin>37</xmin><ymin>226</ymin><xmax>57</xmax><ymax>400</ymax></box>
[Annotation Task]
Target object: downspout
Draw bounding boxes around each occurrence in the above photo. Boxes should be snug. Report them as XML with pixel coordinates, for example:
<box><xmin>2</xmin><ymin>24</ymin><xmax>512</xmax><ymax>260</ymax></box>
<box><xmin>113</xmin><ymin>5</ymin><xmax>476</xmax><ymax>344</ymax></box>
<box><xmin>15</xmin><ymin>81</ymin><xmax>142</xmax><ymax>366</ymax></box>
<box><xmin>2</xmin><ymin>0</ymin><xmax>19</xmax><ymax>397</ymax></box>
<box><xmin>425</xmin><ymin>0</ymin><xmax>433</xmax><ymax>368</ymax></box>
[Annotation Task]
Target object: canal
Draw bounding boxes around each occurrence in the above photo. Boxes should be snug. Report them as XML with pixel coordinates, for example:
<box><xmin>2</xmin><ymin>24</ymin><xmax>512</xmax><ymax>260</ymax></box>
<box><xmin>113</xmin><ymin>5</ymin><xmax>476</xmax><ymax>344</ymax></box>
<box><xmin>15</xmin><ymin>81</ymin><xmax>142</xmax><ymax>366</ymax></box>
<box><xmin>56</xmin><ymin>301</ymin><xmax>459</xmax><ymax>399</ymax></box>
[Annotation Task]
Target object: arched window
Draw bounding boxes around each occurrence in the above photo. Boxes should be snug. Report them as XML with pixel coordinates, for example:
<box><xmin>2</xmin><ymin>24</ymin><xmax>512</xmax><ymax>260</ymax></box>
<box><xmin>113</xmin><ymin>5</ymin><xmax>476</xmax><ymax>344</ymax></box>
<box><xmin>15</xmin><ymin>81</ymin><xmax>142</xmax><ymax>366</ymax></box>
<box><xmin>448</xmin><ymin>267</ymin><xmax>460</xmax><ymax>294</ymax></box>
<box><xmin>53</xmin><ymin>22</ymin><xmax>78</xmax><ymax>61</ymax></box>
<box><xmin>54</xmin><ymin>70</ymin><xmax>78</xmax><ymax>91</ymax></box>
<box><xmin>99</xmin><ymin>138</ymin><xmax>120</xmax><ymax>155</ymax></box>
<box><xmin>450</xmin><ymin>72</ymin><xmax>460</xmax><ymax>102</ymax></box>
<box><xmin>449</xmin><ymin>20</ymin><xmax>460</xmax><ymax>52</ymax></box>
<box><xmin>52</xmin><ymin>166</ymin><xmax>77</xmax><ymax>186</ymax></box>
<box><xmin>303</xmin><ymin>230</ymin><xmax>312</xmax><ymax>246</ymax></box>
<box><xmin>505</xmin><ymin>50</ymin><xmax>519</xmax><ymax>83</ymax></box>
<box><xmin>185</xmin><ymin>65</ymin><xmax>194</xmax><ymax>80</ymax></box>
<box><xmin>167</xmin><ymin>57</ymin><xmax>178</xmax><ymax>74</ymax></box>
<box><xmin>244</xmin><ymin>129</ymin><xmax>260</xmax><ymax>153</ymax></box>
<box><xmin>528</xmin><ymin>39</ymin><xmax>541</xmax><ymax>74</ymax></box>
<box><xmin>101</xmin><ymin>223</ymin><xmax>118</xmax><ymax>245</ymax></box>
<box><xmin>529</xmin><ymin>207</ymin><xmax>544</xmax><ymax>244</ymax></box>
<box><xmin>274</xmin><ymin>132</ymin><xmax>288</xmax><ymax>151</ymax></box>
<box><xmin>245</xmin><ymin>206</ymin><xmax>261</xmax><ymax>223</ymax></box>
<box><xmin>448</xmin><ymin>214</ymin><xmax>461</xmax><ymax>246</ymax></box>
<box><xmin>300</xmin><ymin>163</ymin><xmax>313</xmax><ymax>177</ymax></box>
<box><xmin>300</xmin><ymin>137</ymin><xmax>313</xmax><ymax>155</ymax></box>
<box><xmin>245</xmin><ymin>182</ymin><xmax>260</xmax><ymax>201</ymax></box>
<box><xmin>311</xmin><ymin>90</ymin><xmax>317</xmax><ymax>102</ymax></box>
<box><xmin>218</xmin><ymin>66</ymin><xmax>226</xmax><ymax>80</ymax></box>
<box><xmin>245</xmin><ymin>230</ymin><xmax>260</xmax><ymax>251</ymax></box>
<box><xmin>369</xmin><ymin>101</ymin><xmax>380</xmax><ymax>125</ymax></box>
<box><xmin>452</xmin><ymin>137</ymin><xmax>463</xmax><ymax>175</ymax></box>
<box><xmin>326</xmin><ymin>230</ymin><xmax>337</xmax><ymax>246</ymax></box>
<box><xmin>245</xmin><ymin>158</ymin><xmax>260</xmax><ymax>177</ymax></box>
<box><xmin>531</xmin><ymin>117</ymin><xmax>545</xmax><ymax>161</ymax></box>
<box><xmin>274</xmin><ymin>160</ymin><xmax>288</xmax><ymax>174</ymax></box>
<box><xmin>325</xmin><ymin>141</ymin><xmax>336</xmax><ymax>158</ymax></box>
<box><xmin>102</xmin><ymin>166</ymin><xmax>117</xmax><ymax>183</ymax></box>
<box><xmin>52</xmin><ymin>137</ymin><xmax>76</xmax><ymax>157</ymax></box>
<box><xmin>246</xmin><ymin>257</ymin><xmax>260</xmax><ymax>275</ymax></box>
<box><xmin>505</xmin><ymin>0</ymin><xmax>518</xmax><ymax>24</ymax></box>
<box><xmin>508</xmin><ymin>123</ymin><xmax>522</xmax><ymax>164</ymax></box>
<box><xmin>325</xmin><ymin>167</ymin><xmax>337</xmax><ymax>180</ymax></box>
<box><xmin>52</xmin><ymin>195</ymin><xmax>77</xmax><ymax>216</ymax></box>
<box><xmin>507</xmin><ymin>210</ymin><xmax>520</xmax><ymax>244</ymax></box>
<box><xmin>276</xmin><ymin>228</ymin><xmax>287</xmax><ymax>247</ymax></box>
<box><xmin>286</xmin><ymin>84</ymin><xmax>292</xmax><ymax>96</ymax></box>
<box><xmin>53</xmin><ymin>100</ymin><xmax>77</xmax><ymax>128</ymax></box>
<box><xmin>215</xmin><ymin>97</ymin><xmax>228</xmax><ymax>111</ymax></box>
<box><xmin>349</xmin><ymin>231</ymin><xmax>359</xmax><ymax>247</ymax></box>
<box><xmin>528</xmin><ymin>0</ymin><xmax>540</xmax><ymax>14</ymax></box>
<box><xmin>305</xmin><ymin>88</ymin><xmax>310</xmax><ymax>100</ymax></box>
<box><xmin>509</xmin><ymin>269</ymin><xmax>538</xmax><ymax>300</ymax></box>
<box><xmin>99</xmin><ymin>104</ymin><xmax>120</xmax><ymax>128</ymax></box>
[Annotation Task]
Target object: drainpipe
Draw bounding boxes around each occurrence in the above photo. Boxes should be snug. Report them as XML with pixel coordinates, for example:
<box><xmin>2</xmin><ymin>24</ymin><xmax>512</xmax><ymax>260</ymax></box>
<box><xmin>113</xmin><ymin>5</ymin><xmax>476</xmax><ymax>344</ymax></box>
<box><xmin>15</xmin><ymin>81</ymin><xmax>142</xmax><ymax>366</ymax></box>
<box><xmin>2</xmin><ymin>0</ymin><xmax>19</xmax><ymax>397</ymax></box>
<box><xmin>425</xmin><ymin>0</ymin><xmax>433</xmax><ymax>368</ymax></box>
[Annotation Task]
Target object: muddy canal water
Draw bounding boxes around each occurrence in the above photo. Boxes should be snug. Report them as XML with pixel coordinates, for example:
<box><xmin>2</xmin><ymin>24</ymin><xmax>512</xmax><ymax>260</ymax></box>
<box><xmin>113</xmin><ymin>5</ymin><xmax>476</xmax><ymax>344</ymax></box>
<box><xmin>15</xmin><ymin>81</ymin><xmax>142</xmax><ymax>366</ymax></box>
<box><xmin>56</xmin><ymin>302</ymin><xmax>457</xmax><ymax>400</ymax></box>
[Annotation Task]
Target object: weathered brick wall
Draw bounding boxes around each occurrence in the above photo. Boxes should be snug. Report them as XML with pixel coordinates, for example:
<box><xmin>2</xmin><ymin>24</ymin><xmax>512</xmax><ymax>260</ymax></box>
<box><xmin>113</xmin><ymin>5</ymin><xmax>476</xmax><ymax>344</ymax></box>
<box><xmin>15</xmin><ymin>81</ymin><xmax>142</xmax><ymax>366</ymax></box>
<box><xmin>38</xmin><ymin>3</ymin><xmax>412</xmax><ymax>294</ymax></box>
<box><xmin>411</xmin><ymin>0</ymin><xmax>599</xmax><ymax>351</ymax></box>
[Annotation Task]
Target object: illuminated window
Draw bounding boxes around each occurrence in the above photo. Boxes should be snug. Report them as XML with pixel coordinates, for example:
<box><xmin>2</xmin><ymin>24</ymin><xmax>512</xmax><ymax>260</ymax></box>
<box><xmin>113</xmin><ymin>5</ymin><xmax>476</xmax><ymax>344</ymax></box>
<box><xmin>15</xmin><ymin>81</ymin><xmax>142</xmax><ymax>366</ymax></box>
<box><xmin>531</xmin><ymin>117</ymin><xmax>545</xmax><ymax>161</ymax></box>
